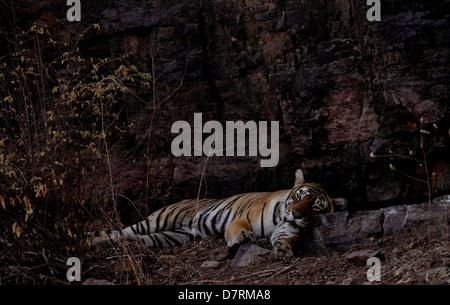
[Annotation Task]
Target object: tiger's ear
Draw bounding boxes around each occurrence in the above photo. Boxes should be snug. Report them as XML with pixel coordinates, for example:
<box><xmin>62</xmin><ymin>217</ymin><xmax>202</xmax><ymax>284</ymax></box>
<box><xmin>294</xmin><ymin>169</ymin><xmax>305</xmax><ymax>187</ymax></box>
<box><xmin>332</xmin><ymin>198</ymin><xmax>347</xmax><ymax>210</ymax></box>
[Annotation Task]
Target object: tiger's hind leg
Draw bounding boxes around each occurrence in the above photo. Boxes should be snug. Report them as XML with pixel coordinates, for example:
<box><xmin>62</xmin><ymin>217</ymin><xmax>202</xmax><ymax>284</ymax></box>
<box><xmin>224</xmin><ymin>219</ymin><xmax>256</xmax><ymax>255</ymax></box>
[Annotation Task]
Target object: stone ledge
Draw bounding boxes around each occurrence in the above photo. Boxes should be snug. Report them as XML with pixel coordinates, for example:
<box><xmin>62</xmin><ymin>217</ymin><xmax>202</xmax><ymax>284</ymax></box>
<box><xmin>309</xmin><ymin>195</ymin><xmax>449</xmax><ymax>248</ymax></box>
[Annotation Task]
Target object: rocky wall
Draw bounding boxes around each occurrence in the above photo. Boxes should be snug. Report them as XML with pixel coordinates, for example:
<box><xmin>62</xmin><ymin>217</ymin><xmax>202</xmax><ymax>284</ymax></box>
<box><xmin>6</xmin><ymin>0</ymin><xmax>450</xmax><ymax>214</ymax></box>
<box><xmin>310</xmin><ymin>195</ymin><xmax>450</xmax><ymax>250</ymax></box>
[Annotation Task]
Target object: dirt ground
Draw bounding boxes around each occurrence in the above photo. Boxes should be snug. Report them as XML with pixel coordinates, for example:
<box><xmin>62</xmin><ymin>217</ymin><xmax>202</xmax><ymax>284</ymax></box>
<box><xmin>1</xmin><ymin>223</ymin><xmax>448</xmax><ymax>285</ymax></box>
<box><xmin>81</xmin><ymin>229</ymin><xmax>449</xmax><ymax>285</ymax></box>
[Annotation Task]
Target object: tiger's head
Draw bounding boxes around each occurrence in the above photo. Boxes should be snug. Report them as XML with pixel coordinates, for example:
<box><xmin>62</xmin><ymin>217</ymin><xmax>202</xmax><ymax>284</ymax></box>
<box><xmin>285</xmin><ymin>169</ymin><xmax>347</xmax><ymax>228</ymax></box>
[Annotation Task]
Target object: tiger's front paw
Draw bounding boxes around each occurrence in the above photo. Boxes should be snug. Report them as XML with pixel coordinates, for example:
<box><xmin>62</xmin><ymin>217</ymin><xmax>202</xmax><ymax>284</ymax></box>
<box><xmin>272</xmin><ymin>241</ymin><xmax>294</xmax><ymax>259</ymax></box>
<box><xmin>227</xmin><ymin>229</ymin><xmax>256</xmax><ymax>254</ymax></box>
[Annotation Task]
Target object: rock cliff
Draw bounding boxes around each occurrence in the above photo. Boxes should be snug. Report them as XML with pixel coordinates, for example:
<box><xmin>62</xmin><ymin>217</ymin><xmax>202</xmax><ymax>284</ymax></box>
<box><xmin>6</xmin><ymin>0</ymin><xmax>450</xmax><ymax>214</ymax></box>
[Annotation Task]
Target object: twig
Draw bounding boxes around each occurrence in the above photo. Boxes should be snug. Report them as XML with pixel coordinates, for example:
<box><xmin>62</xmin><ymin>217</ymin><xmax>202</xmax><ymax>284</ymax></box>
<box><xmin>262</xmin><ymin>265</ymin><xmax>296</xmax><ymax>284</ymax></box>
<box><xmin>145</xmin><ymin>47</ymin><xmax>157</xmax><ymax>203</ymax></box>
<box><xmin>127</xmin><ymin>254</ymin><xmax>141</xmax><ymax>285</ymax></box>
<box><xmin>180</xmin><ymin>267</ymin><xmax>288</xmax><ymax>285</ymax></box>
<box><xmin>103</xmin><ymin>193</ymin><xmax>145</xmax><ymax>221</ymax></box>
<box><xmin>100</xmin><ymin>100</ymin><xmax>118</xmax><ymax>219</ymax></box>
<box><xmin>177</xmin><ymin>236</ymin><xmax>218</xmax><ymax>257</ymax></box>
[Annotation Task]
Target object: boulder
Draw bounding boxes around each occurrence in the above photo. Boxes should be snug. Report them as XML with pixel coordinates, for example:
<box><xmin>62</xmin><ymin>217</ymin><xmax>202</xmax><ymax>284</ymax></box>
<box><xmin>82</xmin><ymin>278</ymin><xmax>115</xmax><ymax>285</ymax></box>
<box><xmin>344</xmin><ymin>249</ymin><xmax>381</xmax><ymax>266</ymax></box>
<box><xmin>231</xmin><ymin>242</ymin><xmax>270</xmax><ymax>267</ymax></box>
<box><xmin>381</xmin><ymin>205</ymin><xmax>408</xmax><ymax>236</ymax></box>
<box><xmin>200</xmin><ymin>261</ymin><xmax>222</xmax><ymax>269</ymax></box>
<box><xmin>309</xmin><ymin>195</ymin><xmax>449</xmax><ymax>249</ymax></box>
<box><xmin>312</xmin><ymin>209</ymin><xmax>383</xmax><ymax>247</ymax></box>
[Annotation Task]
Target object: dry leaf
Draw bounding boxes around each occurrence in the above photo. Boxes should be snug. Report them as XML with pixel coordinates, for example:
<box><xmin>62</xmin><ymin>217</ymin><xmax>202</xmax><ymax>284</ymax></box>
<box><xmin>23</xmin><ymin>196</ymin><xmax>33</xmax><ymax>222</ymax></box>
<box><xmin>12</xmin><ymin>222</ymin><xmax>22</xmax><ymax>238</ymax></box>
<box><xmin>23</xmin><ymin>196</ymin><xmax>32</xmax><ymax>210</ymax></box>
<box><xmin>0</xmin><ymin>195</ymin><xmax>5</xmax><ymax>210</ymax></box>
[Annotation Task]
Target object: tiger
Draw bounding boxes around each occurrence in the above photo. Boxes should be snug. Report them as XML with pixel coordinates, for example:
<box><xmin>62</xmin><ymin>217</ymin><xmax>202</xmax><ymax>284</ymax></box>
<box><xmin>91</xmin><ymin>169</ymin><xmax>347</xmax><ymax>258</ymax></box>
